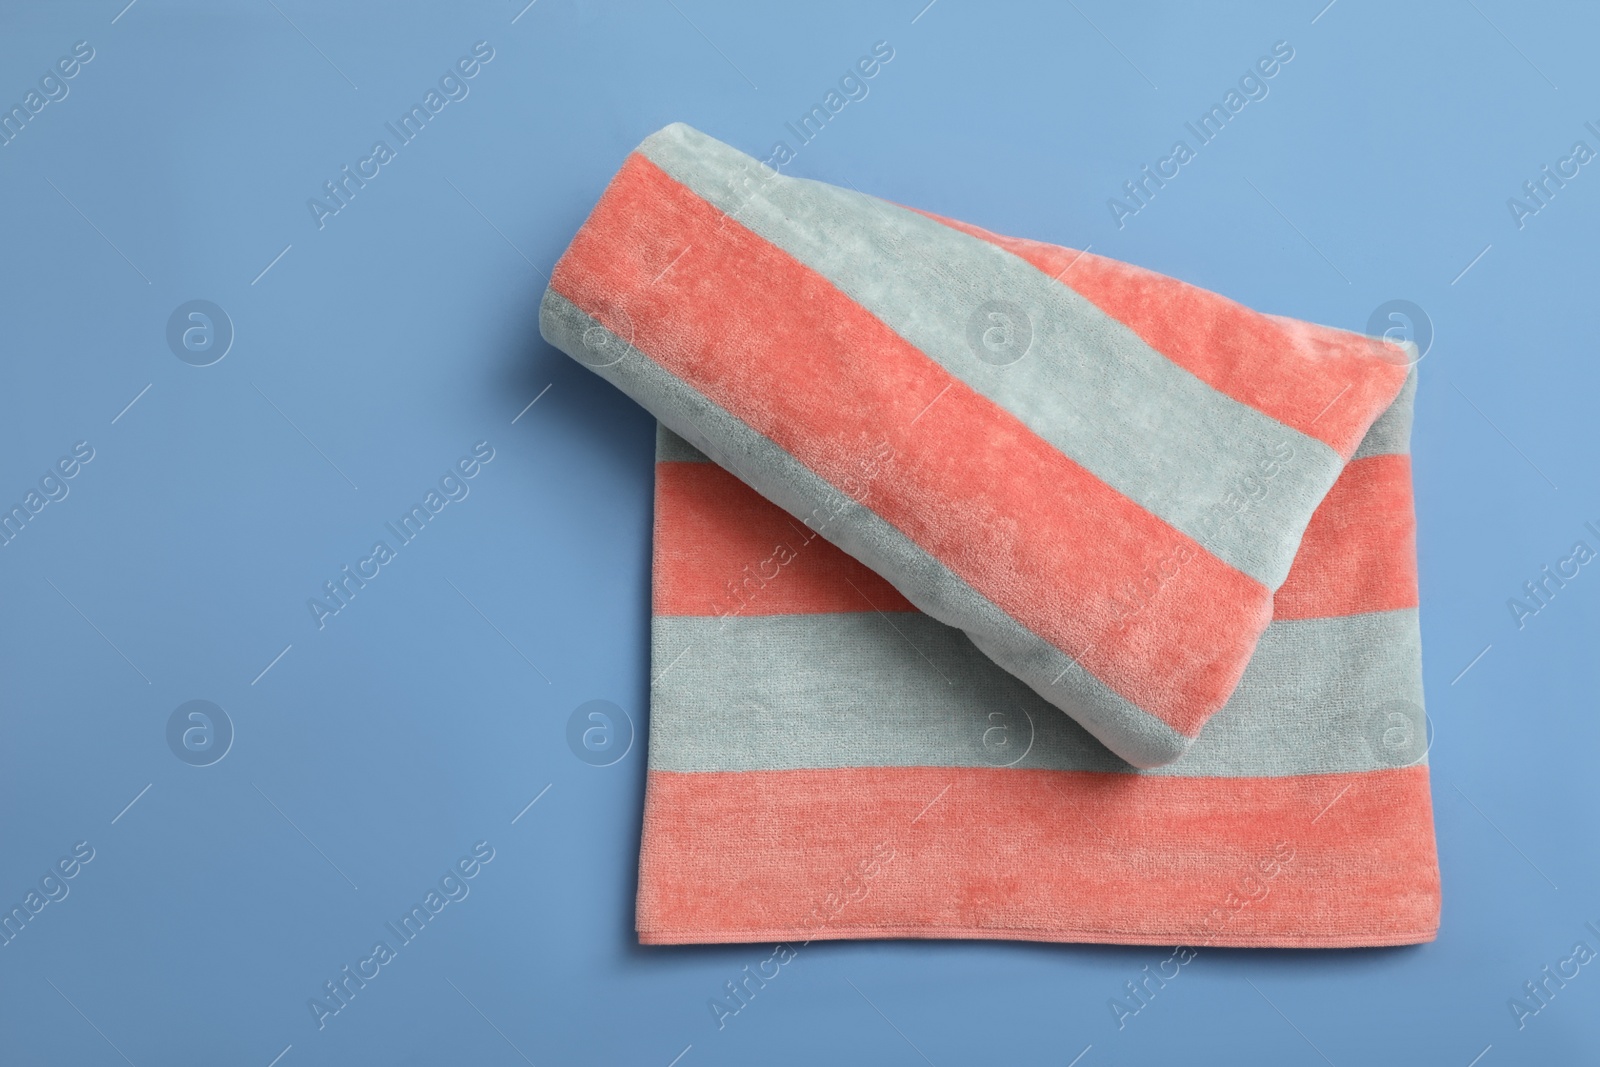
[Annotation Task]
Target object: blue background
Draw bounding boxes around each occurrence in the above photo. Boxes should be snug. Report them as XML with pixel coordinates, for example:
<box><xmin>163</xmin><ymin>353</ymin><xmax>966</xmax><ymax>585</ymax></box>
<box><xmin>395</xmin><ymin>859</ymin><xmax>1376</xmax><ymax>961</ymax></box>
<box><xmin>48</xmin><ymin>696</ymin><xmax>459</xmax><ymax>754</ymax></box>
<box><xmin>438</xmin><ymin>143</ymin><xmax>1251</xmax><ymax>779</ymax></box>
<box><xmin>1</xmin><ymin>1</ymin><xmax>1596</xmax><ymax>1063</ymax></box>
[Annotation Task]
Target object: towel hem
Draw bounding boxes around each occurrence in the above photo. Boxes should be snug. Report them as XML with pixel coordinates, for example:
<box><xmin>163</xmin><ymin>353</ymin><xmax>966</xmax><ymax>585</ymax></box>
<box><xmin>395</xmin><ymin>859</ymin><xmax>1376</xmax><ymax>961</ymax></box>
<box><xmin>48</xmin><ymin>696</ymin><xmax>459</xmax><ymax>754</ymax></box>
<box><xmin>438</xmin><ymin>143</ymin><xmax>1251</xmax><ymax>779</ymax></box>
<box><xmin>637</xmin><ymin>924</ymin><xmax>1440</xmax><ymax>949</ymax></box>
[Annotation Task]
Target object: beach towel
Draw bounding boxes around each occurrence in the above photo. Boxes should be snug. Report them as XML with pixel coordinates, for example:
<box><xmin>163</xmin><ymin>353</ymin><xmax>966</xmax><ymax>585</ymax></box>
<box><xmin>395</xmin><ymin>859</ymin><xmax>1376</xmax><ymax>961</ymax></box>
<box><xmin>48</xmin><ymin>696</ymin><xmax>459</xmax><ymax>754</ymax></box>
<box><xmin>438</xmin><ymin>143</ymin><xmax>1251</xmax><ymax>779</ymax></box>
<box><xmin>541</xmin><ymin>123</ymin><xmax>1439</xmax><ymax>947</ymax></box>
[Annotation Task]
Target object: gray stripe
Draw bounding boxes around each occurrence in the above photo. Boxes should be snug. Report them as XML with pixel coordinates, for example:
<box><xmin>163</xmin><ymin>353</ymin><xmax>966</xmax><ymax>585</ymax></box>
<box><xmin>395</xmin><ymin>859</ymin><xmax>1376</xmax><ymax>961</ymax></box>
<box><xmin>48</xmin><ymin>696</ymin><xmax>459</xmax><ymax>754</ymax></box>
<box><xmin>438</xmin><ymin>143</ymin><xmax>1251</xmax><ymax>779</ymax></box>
<box><xmin>656</xmin><ymin>423</ymin><xmax>710</xmax><ymax>463</ymax></box>
<box><xmin>541</xmin><ymin>288</ymin><xmax>1191</xmax><ymax>767</ymax></box>
<box><xmin>1353</xmin><ymin>369</ymin><xmax>1416</xmax><ymax>460</ymax></box>
<box><xmin>638</xmin><ymin>122</ymin><xmax>1349</xmax><ymax>588</ymax></box>
<box><xmin>664</xmin><ymin>378</ymin><xmax>1412</xmax><ymax>465</ymax></box>
<box><xmin>648</xmin><ymin>608</ymin><xmax>1426</xmax><ymax>778</ymax></box>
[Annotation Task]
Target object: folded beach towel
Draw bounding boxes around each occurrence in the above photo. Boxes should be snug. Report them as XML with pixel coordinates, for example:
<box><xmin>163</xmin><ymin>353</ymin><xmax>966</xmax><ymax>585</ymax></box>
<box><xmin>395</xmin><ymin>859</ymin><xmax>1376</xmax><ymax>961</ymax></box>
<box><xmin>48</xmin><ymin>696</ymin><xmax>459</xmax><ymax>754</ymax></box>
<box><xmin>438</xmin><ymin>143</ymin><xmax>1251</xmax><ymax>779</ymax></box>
<box><xmin>540</xmin><ymin>124</ymin><xmax>1439</xmax><ymax>948</ymax></box>
<box><xmin>634</xmin><ymin>394</ymin><xmax>1436</xmax><ymax>948</ymax></box>
<box><xmin>541</xmin><ymin>122</ymin><xmax>1414</xmax><ymax>768</ymax></box>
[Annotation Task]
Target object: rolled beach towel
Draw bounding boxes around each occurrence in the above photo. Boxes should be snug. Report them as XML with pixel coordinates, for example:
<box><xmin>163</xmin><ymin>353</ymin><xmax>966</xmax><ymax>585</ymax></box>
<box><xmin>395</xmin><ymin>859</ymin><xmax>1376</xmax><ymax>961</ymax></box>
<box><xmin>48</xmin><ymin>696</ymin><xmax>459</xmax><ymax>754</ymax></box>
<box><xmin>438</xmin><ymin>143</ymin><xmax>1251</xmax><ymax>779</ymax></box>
<box><xmin>541</xmin><ymin>122</ymin><xmax>1414</xmax><ymax>768</ymax></box>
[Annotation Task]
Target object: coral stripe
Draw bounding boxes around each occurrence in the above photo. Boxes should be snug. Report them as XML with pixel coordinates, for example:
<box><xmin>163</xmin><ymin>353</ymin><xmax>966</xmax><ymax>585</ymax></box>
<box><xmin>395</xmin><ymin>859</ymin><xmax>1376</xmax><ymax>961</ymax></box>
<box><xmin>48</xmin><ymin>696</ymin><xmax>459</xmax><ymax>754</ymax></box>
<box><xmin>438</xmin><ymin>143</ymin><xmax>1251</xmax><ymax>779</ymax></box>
<box><xmin>636</xmin><ymin>766</ymin><xmax>1440</xmax><ymax>948</ymax></box>
<box><xmin>554</xmin><ymin>153</ymin><xmax>1270</xmax><ymax>734</ymax></box>
<box><xmin>656</xmin><ymin>449</ymin><xmax>1419</xmax><ymax>624</ymax></box>
<box><xmin>653</xmin><ymin>460</ymin><xmax>913</xmax><ymax>617</ymax></box>
<box><xmin>917</xmin><ymin>211</ymin><xmax>1409</xmax><ymax>458</ymax></box>
<box><xmin>1274</xmin><ymin>454</ymin><xmax>1419</xmax><ymax>620</ymax></box>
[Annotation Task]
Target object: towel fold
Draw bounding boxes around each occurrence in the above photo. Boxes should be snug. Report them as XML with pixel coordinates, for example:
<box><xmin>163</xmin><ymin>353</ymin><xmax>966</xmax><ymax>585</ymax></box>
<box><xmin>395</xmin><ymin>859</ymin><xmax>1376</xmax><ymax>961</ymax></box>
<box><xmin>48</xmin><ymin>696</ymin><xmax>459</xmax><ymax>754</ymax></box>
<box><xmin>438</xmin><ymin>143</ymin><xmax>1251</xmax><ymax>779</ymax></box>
<box><xmin>541</xmin><ymin>123</ymin><xmax>1439</xmax><ymax>947</ymax></box>
<box><xmin>541</xmin><ymin>122</ymin><xmax>1415</xmax><ymax>766</ymax></box>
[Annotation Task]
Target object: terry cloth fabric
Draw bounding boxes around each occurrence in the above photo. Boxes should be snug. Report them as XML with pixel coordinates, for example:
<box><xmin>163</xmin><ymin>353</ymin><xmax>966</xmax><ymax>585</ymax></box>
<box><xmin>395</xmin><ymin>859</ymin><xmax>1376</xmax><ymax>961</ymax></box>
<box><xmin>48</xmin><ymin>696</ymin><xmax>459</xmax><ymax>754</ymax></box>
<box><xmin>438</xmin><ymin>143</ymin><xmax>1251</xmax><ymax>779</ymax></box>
<box><xmin>539</xmin><ymin>122</ymin><xmax>1415</xmax><ymax>768</ymax></box>
<box><xmin>539</xmin><ymin>123</ymin><xmax>1439</xmax><ymax>947</ymax></box>
<box><xmin>634</xmin><ymin>389</ymin><xmax>1437</xmax><ymax>948</ymax></box>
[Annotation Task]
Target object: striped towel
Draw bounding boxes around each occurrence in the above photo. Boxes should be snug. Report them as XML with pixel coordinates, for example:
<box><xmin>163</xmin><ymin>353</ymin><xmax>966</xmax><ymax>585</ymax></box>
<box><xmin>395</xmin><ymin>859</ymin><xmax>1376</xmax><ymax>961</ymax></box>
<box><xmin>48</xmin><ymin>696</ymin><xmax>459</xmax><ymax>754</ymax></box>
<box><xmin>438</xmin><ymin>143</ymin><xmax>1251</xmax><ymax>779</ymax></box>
<box><xmin>542</xmin><ymin>124</ymin><xmax>1439</xmax><ymax>947</ymax></box>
